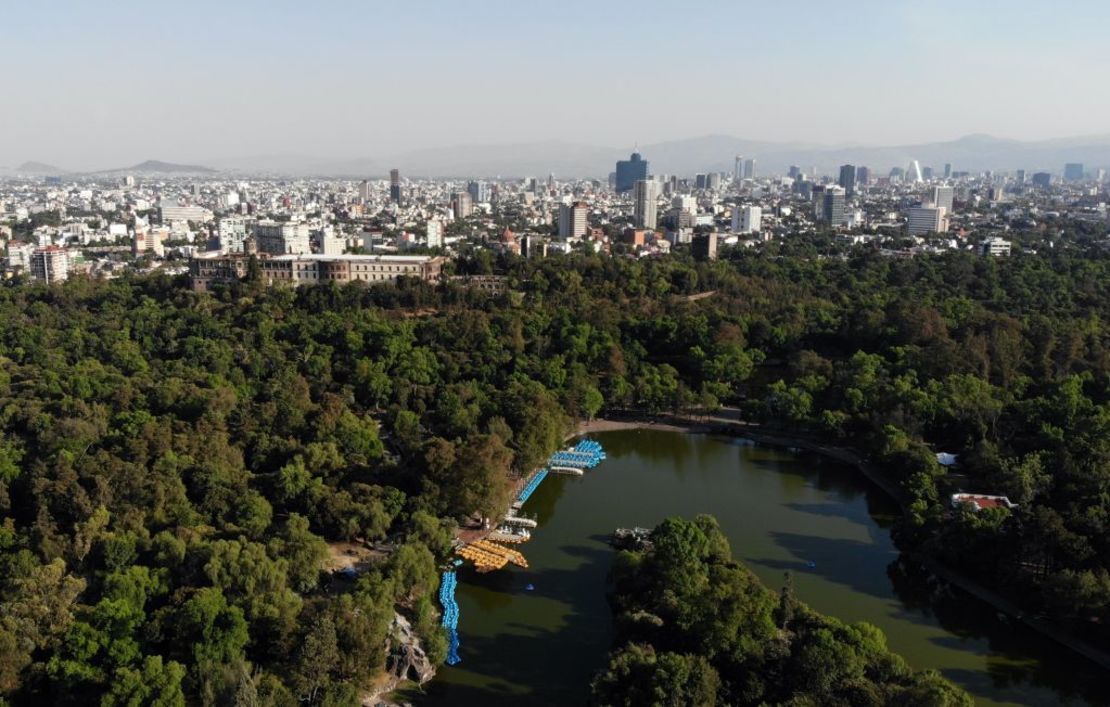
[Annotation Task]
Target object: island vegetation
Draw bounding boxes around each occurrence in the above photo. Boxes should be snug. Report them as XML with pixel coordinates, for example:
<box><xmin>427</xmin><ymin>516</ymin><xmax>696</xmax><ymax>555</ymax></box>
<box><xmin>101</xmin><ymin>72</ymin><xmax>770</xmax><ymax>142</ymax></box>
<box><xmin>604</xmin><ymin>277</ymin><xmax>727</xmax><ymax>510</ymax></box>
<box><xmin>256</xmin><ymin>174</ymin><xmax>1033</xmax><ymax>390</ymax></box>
<box><xmin>1</xmin><ymin>238</ymin><xmax>1110</xmax><ymax>703</ymax></box>
<box><xmin>592</xmin><ymin>514</ymin><xmax>972</xmax><ymax>706</ymax></box>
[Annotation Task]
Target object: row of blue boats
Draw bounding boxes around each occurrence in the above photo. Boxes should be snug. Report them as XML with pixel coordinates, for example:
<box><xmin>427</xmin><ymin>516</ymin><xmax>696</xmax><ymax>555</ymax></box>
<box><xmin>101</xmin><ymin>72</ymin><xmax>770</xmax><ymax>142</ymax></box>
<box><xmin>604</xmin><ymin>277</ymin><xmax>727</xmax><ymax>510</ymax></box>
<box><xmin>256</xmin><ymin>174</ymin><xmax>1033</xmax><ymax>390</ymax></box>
<box><xmin>516</xmin><ymin>468</ymin><xmax>549</xmax><ymax>504</ymax></box>
<box><xmin>440</xmin><ymin>439</ymin><xmax>608</xmax><ymax>666</ymax></box>
<box><xmin>439</xmin><ymin>570</ymin><xmax>461</xmax><ymax>665</ymax></box>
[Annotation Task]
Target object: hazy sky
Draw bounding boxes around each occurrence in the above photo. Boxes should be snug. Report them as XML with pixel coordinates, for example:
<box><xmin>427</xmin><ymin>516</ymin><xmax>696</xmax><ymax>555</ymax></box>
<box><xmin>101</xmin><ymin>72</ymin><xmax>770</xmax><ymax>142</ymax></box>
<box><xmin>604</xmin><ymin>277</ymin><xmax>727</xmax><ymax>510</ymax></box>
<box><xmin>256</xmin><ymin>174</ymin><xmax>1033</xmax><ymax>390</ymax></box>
<box><xmin>6</xmin><ymin>0</ymin><xmax>1109</xmax><ymax>169</ymax></box>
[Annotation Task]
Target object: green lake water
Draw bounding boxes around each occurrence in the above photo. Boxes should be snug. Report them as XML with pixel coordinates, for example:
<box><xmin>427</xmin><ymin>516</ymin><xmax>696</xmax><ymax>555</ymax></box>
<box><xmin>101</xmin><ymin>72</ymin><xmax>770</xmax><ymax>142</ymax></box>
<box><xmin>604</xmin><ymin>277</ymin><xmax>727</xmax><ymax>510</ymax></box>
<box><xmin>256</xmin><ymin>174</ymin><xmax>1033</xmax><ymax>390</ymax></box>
<box><xmin>415</xmin><ymin>430</ymin><xmax>1107</xmax><ymax>706</ymax></box>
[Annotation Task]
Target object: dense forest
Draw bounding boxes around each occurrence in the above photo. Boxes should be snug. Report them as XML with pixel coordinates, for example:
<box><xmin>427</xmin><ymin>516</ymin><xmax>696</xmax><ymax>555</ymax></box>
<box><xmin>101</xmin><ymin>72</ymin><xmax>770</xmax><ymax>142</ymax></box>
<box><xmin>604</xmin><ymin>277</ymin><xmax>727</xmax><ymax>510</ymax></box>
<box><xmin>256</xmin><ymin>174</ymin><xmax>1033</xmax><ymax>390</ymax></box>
<box><xmin>592</xmin><ymin>515</ymin><xmax>971</xmax><ymax>706</ymax></box>
<box><xmin>2</xmin><ymin>241</ymin><xmax>1110</xmax><ymax>702</ymax></box>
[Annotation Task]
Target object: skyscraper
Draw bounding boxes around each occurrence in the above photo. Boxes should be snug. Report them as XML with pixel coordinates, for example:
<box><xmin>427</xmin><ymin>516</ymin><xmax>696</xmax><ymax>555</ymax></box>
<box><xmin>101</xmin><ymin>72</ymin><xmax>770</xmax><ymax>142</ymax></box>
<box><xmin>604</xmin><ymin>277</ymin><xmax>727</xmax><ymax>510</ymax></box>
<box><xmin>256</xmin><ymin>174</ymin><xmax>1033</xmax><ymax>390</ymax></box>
<box><xmin>1064</xmin><ymin>163</ymin><xmax>1085</xmax><ymax>181</ymax></box>
<box><xmin>943</xmin><ymin>163</ymin><xmax>952</xmax><ymax>179</ymax></box>
<box><xmin>838</xmin><ymin>164</ymin><xmax>857</xmax><ymax>195</ymax></box>
<box><xmin>615</xmin><ymin>152</ymin><xmax>649</xmax><ymax>194</ymax></box>
<box><xmin>855</xmin><ymin>166</ymin><xmax>871</xmax><ymax>186</ymax></box>
<box><xmin>906</xmin><ymin>161</ymin><xmax>923</xmax><ymax>183</ymax></box>
<box><xmin>389</xmin><ymin>169</ymin><xmax>402</xmax><ymax>204</ymax></box>
<box><xmin>743</xmin><ymin>158</ymin><xmax>756</xmax><ymax>179</ymax></box>
<box><xmin>467</xmin><ymin>180</ymin><xmax>491</xmax><ymax>203</ymax></box>
<box><xmin>818</xmin><ymin>186</ymin><xmax>846</xmax><ymax>225</ymax></box>
<box><xmin>734</xmin><ymin>155</ymin><xmax>744</xmax><ymax>180</ymax></box>
<box><xmin>633</xmin><ymin>180</ymin><xmax>658</xmax><ymax>229</ymax></box>
<box><xmin>358</xmin><ymin>180</ymin><xmax>371</xmax><ymax>203</ymax></box>
<box><xmin>1032</xmin><ymin>172</ymin><xmax>1052</xmax><ymax>188</ymax></box>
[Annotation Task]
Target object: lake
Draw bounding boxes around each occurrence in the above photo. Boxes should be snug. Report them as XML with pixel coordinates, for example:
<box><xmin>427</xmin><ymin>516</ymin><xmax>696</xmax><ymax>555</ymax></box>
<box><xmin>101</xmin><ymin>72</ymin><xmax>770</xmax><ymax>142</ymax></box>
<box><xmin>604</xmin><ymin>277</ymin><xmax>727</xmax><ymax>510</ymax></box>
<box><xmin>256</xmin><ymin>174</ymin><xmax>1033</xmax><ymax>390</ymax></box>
<box><xmin>415</xmin><ymin>429</ymin><xmax>1107</xmax><ymax>706</ymax></box>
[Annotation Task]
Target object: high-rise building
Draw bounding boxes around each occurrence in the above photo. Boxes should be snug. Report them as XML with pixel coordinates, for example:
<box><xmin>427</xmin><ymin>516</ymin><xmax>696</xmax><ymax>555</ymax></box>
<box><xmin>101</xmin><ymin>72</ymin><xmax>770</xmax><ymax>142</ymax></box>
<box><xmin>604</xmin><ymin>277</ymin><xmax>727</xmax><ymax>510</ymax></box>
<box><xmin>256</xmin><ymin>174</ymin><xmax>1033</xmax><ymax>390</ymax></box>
<box><xmin>426</xmin><ymin>219</ymin><xmax>444</xmax><ymax>249</ymax></box>
<box><xmin>615</xmin><ymin>152</ymin><xmax>649</xmax><ymax>194</ymax></box>
<box><xmin>734</xmin><ymin>155</ymin><xmax>744</xmax><ymax>180</ymax></box>
<box><xmin>695</xmin><ymin>174</ymin><xmax>708</xmax><ymax>189</ymax></box>
<box><xmin>922</xmin><ymin>166</ymin><xmax>934</xmax><ymax>180</ymax></box>
<box><xmin>838</xmin><ymin>164</ymin><xmax>857</xmax><ymax>195</ymax></box>
<box><xmin>253</xmin><ymin>221</ymin><xmax>311</xmax><ymax>255</ymax></box>
<box><xmin>558</xmin><ymin>202</ymin><xmax>588</xmax><ymax>239</ymax></box>
<box><xmin>707</xmin><ymin>173</ymin><xmax>722</xmax><ymax>191</ymax></box>
<box><xmin>788</xmin><ymin>165</ymin><xmax>802</xmax><ymax>179</ymax></box>
<box><xmin>452</xmin><ymin>191</ymin><xmax>473</xmax><ymax>219</ymax></box>
<box><xmin>743</xmin><ymin>158</ymin><xmax>756</xmax><ymax>179</ymax></box>
<box><xmin>907</xmin><ymin>206</ymin><xmax>949</xmax><ymax>236</ymax></box>
<box><xmin>692</xmin><ymin>232</ymin><xmax>718</xmax><ymax>261</ymax></box>
<box><xmin>358</xmin><ymin>180</ymin><xmax>371</xmax><ymax>203</ymax></box>
<box><xmin>817</xmin><ymin>186</ymin><xmax>846</xmax><ymax>225</ymax></box>
<box><xmin>467</xmin><ymin>180</ymin><xmax>491</xmax><ymax>203</ymax></box>
<box><xmin>906</xmin><ymin>161</ymin><xmax>923</xmax><ymax>183</ymax></box>
<box><xmin>389</xmin><ymin>169</ymin><xmax>402</xmax><ymax>203</ymax></box>
<box><xmin>943</xmin><ymin>163</ymin><xmax>952</xmax><ymax>179</ymax></box>
<box><xmin>1031</xmin><ymin>172</ymin><xmax>1052</xmax><ymax>188</ymax></box>
<box><xmin>732</xmin><ymin>205</ymin><xmax>762</xmax><ymax>234</ymax></box>
<box><xmin>633</xmin><ymin>180</ymin><xmax>658</xmax><ymax>229</ymax></box>
<box><xmin>855</xmin><ymin>166</ymin><xmax>871</xmax><ymax>186</ymax></box>
<box><xmin>1015</xmin><ymin>169</ymin><xmax>1026</xmax><ymax>185</ymax></box>
<box><xmin>1064</xmin><ymin>163</ymin><xmax>1085</xmax><ymax>181</ymax></box>
<box><xmin>930</xmin><ymin>186</ymin><xmax>955</xmax><ymax>213</ymax></box>
<box><xmin>218</xmin><ymin>217</ymin><xmax>251</xmax><ymax>253</ymax></box>
<box><xmin>30</xmin><ymin>246</ymin><xmax>68</xmax><ymax>283</ymax></box>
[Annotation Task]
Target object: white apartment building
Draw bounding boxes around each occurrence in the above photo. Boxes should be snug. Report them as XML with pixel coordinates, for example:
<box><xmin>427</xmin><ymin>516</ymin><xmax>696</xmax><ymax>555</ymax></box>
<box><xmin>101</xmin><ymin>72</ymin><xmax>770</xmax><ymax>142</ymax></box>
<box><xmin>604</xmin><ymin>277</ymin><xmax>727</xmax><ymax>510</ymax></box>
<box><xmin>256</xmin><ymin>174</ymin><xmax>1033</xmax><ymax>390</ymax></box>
<box><xmin>30</xmin><ymin>246</ymin><xmax>68</xmax><ymax>283</ymax></box>
<box><xmin>731</xmin><ymin>205</ymin><xmax>762</xmax><ymax>234</ymax></box>
<box><xmin>907</xmin><ymin>206</ymin><xmax>949</xmax><ymax>236</ymax></box>
<box><xmin>253</xmin><ymin>220</ymin><xmax>311</xmax><ymax>255</ymax></box>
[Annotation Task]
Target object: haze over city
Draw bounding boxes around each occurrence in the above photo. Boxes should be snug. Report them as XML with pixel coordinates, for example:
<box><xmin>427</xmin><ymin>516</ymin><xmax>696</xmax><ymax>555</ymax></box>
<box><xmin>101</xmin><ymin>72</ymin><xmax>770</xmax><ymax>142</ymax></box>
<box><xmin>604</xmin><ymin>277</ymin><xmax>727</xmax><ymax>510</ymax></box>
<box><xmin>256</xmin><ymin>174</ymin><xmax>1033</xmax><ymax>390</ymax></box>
<box><xmin>6</xmin><ymin>0</ymin><xmax>1110</xmax><ymax>171</ymax></box>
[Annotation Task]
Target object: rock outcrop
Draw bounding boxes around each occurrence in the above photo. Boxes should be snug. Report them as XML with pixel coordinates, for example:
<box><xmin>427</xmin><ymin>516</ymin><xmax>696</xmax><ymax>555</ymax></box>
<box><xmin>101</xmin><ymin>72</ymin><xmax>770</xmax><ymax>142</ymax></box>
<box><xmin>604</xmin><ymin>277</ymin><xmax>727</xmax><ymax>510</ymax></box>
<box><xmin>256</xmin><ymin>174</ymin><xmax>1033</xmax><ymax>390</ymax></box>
<box><xmin>363</xmin><ymin>612</ymin><xmax>436</xmax><ymax>706</ymax></box>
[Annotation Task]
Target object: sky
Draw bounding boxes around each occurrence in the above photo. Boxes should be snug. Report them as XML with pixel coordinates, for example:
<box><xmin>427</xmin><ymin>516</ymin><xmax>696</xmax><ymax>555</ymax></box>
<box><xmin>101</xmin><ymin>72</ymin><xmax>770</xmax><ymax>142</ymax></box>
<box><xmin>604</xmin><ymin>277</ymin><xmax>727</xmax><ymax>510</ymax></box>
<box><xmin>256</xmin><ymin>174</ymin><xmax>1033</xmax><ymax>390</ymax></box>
<box><xmin>4</xmin><ymin>0</ymin><xmax>1109</xmax><ymax>170</ymax></box>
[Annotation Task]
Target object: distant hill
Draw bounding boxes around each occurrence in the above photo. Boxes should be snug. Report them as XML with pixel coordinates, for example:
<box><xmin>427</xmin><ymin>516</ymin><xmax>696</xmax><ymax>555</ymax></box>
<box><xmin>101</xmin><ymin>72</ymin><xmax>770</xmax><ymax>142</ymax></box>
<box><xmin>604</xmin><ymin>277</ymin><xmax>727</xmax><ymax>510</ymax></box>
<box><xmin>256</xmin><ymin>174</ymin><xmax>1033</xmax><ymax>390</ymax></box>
<box><xmin>127</xmin><ymin>160</ymin><xmax>218</xmax><ymax>174</ymax></box>
<box><xmin>88</xmin><ymin>160</ymin><xmax>219</xmax><ymax>175</ymax></box>
<box><xmin>13</xmin><ymin>161</ymin><xmax>68</xmax><ymax>175</ymax></box>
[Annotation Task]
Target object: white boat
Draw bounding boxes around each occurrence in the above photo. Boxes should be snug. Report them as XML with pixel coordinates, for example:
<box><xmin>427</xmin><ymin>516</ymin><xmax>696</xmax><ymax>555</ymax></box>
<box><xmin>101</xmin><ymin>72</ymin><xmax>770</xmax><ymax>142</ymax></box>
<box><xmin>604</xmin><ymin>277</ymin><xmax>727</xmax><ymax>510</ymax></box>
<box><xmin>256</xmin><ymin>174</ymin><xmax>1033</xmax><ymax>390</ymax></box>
<box><xmin>549</xmin><ymin>466</ymin><xmax>584</xmax><ymax>475</ymax></box>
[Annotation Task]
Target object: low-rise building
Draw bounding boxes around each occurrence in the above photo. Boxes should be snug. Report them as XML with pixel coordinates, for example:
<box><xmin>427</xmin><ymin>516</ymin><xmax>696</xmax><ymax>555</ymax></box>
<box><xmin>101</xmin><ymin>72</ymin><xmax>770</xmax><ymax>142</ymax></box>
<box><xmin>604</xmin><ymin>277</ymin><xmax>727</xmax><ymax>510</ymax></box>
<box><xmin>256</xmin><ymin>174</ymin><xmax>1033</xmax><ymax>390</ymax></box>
<box><xmin>189</xmin><ymin>253</ymin><xmax>446</xmax><ymax>292</ymax></box>
<box><xmin>980</xmin><ymin>237</ymin><xmax>1011</xmax><ymax>257</ymax></box>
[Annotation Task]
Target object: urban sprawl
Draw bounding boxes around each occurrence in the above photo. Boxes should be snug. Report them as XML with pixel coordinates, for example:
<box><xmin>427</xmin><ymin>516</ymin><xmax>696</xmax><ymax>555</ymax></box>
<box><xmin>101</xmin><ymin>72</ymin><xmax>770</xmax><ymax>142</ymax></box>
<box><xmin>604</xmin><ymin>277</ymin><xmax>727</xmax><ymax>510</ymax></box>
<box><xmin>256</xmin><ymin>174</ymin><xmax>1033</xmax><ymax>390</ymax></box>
<box><xmin>3</xmin><ymin>156</ymin><xmax>1108</xmax><ymax>287</ymax></box>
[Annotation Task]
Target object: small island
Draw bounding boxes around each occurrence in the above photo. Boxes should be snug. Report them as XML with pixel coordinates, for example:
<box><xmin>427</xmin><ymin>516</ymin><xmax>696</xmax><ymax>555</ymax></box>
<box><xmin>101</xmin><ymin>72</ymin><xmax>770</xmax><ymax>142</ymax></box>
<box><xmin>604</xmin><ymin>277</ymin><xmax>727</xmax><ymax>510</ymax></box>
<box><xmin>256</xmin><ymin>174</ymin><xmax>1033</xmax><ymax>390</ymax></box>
<box><xmin>593</xmin><ymin>515</ymin><xmax>971</xmax><ymax>707</ymax></box>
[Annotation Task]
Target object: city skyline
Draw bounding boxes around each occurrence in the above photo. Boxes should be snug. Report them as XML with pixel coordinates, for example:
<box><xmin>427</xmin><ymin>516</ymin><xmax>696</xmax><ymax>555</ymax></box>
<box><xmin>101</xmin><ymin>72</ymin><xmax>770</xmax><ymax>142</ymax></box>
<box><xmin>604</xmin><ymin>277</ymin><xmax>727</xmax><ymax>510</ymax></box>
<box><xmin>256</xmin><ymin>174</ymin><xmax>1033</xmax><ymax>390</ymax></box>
<box><xmin>5</xmin><ymin>0</ymin><xmax>1110</xmax><ymax>169</ymax></box>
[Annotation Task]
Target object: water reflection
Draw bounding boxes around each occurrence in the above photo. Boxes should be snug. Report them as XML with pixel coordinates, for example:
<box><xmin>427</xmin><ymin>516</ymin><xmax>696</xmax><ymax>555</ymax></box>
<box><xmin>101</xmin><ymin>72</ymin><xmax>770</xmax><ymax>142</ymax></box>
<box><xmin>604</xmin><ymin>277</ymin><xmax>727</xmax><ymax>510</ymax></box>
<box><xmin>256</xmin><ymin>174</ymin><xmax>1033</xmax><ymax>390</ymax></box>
<box><xmin>415</xmin><ymin>430</ymin><xmax>1107</xmax><ymax>707</ymax></box>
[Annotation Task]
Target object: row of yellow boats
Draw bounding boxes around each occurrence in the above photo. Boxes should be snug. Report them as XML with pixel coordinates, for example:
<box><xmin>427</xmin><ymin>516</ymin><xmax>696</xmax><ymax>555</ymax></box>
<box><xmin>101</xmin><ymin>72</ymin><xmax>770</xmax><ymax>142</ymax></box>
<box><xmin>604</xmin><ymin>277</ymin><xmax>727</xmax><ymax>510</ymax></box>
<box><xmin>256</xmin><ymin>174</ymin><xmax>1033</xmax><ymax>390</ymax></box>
<box><xmin>456</xmin><ymin>539</ymin><xmax>529</xmax><ymax>573</ymax></box>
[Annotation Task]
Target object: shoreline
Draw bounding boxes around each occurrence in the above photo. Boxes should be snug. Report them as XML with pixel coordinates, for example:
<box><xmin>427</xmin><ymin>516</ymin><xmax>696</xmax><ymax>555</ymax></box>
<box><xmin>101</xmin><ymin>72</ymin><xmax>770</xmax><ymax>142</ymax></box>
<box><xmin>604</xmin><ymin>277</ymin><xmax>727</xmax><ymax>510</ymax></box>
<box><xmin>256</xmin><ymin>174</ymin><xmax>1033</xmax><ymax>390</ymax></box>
<box><xmin>573</xmin><ymin>412</ymin><xmax>1110</xmax><ymax>673</ymax></box>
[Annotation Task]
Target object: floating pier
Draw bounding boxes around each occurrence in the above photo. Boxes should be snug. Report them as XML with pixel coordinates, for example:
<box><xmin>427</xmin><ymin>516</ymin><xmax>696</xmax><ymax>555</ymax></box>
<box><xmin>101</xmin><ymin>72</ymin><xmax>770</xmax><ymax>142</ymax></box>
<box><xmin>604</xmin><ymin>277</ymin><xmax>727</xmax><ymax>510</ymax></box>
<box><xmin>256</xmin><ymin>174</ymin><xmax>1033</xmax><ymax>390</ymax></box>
<box><xmin>438</xmin><ymin>571</ymin><xmax>461</xmax><ymax>665</ymax></box>
<box><xmin>516</xmin><ymin>468</ymin><xmax>549</xmax><ymax>504</ymax></box>
<box><xmin>502</xmin><ymin>515</ymin><xmax>538</xmax><ymax>528</ymax></box>
<box><xmin>489</xmin><ymin>526</ymin><xmax>531</xmax><ymax>544</ymax></box>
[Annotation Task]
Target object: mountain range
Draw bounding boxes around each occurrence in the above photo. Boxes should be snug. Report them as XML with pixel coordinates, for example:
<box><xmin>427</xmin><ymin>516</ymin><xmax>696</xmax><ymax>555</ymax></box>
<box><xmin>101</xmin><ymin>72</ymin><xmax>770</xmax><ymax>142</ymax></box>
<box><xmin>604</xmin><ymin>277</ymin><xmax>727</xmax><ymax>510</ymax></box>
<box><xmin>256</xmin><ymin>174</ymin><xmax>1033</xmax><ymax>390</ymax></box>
<box><xmin>204</xmin><ymin>133</ymin><xmax>1110</xmax><ymax>177</ymax></box>
<box><xmin>6</xmin><ymin>134</ymin><xmax>1110</xmax><ymax>179</ymax></box>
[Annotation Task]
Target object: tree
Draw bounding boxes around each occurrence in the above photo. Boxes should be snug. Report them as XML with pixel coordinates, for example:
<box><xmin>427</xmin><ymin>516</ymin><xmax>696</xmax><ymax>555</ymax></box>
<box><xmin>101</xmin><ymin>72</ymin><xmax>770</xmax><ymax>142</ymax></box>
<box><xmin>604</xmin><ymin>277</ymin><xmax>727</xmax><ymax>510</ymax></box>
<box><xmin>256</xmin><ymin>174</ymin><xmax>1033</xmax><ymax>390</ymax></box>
<box><xmin>101</xmin><ymin>655</ymin><xmax>187</xmax><ymax>707</ymax></box>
